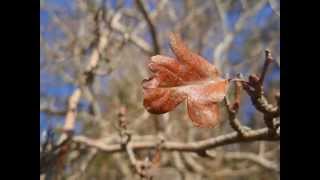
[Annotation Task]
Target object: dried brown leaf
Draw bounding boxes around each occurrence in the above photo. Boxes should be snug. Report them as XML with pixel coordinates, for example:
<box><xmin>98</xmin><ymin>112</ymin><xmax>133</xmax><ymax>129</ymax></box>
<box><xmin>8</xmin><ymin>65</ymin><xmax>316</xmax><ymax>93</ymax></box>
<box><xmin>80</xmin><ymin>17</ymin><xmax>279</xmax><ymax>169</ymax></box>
<box><xmin>143</xmin><ymin>33</ymin><xmax>228</xmax><ymax>128</ymax></box>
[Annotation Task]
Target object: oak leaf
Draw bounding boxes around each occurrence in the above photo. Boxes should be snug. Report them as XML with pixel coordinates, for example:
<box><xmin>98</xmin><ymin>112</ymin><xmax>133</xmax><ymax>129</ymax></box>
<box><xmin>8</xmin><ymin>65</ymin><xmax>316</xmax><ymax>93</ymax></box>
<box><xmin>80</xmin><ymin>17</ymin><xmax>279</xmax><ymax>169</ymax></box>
<box><xmin>142</xmin><ymin>33</ymin><xmax>229</xmax><ymax>128</ymax></box>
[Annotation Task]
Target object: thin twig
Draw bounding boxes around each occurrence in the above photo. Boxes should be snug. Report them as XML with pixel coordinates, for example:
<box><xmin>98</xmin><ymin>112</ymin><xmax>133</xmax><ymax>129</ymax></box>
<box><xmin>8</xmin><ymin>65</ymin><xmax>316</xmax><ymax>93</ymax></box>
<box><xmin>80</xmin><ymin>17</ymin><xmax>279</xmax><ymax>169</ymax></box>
<box><xmin>260</xmin><ymin>49</ymin><xmax>274</xmax><ymax>85</ymax></box>
<box><xmin>110</xmin><ymin>11</ymin><xmax>153</xmax><ymax>55</ymax></box>
<box><xmin>224</xmin><ymin>78</ymin><xmax>250</xmax><ymax>137</ymax></box>
<box><xmin>135</xmin><ymin>0</ymin><xmax>160</xmax><ymax>54</ymax></box>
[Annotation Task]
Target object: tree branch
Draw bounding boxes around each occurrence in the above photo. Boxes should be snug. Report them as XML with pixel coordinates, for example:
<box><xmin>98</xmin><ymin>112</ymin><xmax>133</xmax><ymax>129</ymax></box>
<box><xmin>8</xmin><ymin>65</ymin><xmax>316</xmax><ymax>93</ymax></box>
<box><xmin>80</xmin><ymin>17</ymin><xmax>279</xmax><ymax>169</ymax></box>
<box><xmin>135</xmin><ymin>0</ymin><xmax>160</xmax><ymax>54</ymax></box>
<box><xmin>110</xmin><ymin>11</ymin><xmax>153</xmax><ymax>55</ymax></box>
<box><xmin>72</xmin><ymin>127</ymin><xmax>278</xmax><ymax>154</ymax></box>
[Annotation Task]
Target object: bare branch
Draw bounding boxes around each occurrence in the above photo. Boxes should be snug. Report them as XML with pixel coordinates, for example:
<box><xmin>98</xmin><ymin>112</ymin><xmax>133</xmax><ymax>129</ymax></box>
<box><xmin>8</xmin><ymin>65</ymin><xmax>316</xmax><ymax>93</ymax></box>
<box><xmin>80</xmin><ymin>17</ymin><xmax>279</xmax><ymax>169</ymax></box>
<box><xmin>110</xmin><ymin>11</ymin><xmax>153</xmax><ymax>55</ymax></box>
<box><xmin>135</xmin><ymin>0</ymin><xmax>160</xmax><ymax>54</ymax></box>
<box><xmin>72</xmin><ymin>127</ymin><xmax>278</xmax><ymax>154</ymax></box>
<box><xmin>224</xmin><ymin>79</ymin><xmax>250</xmax><ymax>137</ymax></box>
<box><xmin>40</xmin><ymin>106</ymin><xmax>67</xmax><ymax>116</ymax></box>
<box><xmin>260</xmin><ymin>49</ymin><xmax>274</xmax><ymax>85</ymax></box>
<box><xmin>214</xmin><ymin>0</ymin><xmax>267</xmax><ymax>70</ymax></box>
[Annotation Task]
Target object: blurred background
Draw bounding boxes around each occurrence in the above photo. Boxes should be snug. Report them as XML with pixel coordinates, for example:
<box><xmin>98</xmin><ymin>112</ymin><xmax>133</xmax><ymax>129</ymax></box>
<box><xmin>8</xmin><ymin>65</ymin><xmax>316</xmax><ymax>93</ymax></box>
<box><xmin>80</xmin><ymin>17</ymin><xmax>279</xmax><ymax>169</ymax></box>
<box><xmin>40</xmin><ymin>0</ymin><xmax>280</xmax><ymax>179</ymax></box>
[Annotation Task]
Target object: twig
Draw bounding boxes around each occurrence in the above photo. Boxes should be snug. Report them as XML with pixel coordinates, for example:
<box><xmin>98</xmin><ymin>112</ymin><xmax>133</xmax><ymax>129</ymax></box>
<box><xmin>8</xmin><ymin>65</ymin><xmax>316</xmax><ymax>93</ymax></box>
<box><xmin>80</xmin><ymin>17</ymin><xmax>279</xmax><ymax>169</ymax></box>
<box><xmin>182</xmin><ymin>153</ymin><xmax>205</xmax><ymax>173</ymax></box>
<box><xmin>110</xmin><ymin>11</ymin><xmax>153</xmax><ymax>55</ymax></box>
<box><xmin>133</xmin><ymin>0</ymin><xmax>168</xmax><ymax>35</ymax></box>
<box><xmin>213</xmin><ymin>0</ymin><xmax>267</xmax><ymax>70</ymax></box>
<box><xmin>242</xmin><ymin>75</ymin><xmax>279</xmax><ymax>118</ymax></box>
<box><xmin>40</xmin><ymin>107</ymin><xmax>67</xmax><ymax>116</ymax></box>
<box><xmin>63</xmin><ymin>89</ymin><xmax>81</xmax><ymax>132</ymax></box>
<box><xmin>135</xmin><ymin>0</ymin><xmax>160</xmax><ymax>54</ymax></box>
<box><xmin>125</xmin><ymin>133</ymin><xmax>153</xmax><ymax>180</ymax></box>
<box><xmin>126</xmin><ymin>141</ymin><xmax>138</xmax><ymax>166</ymax></box>
<box><xmin>224</xmin><ymin>97</ymin><xmax>248</xmax><ymax>137</ymax></box>
<box><xmin>48</xmin><ymin>11</ymin><xmax>110</xmax><ymax>177</ymax></box>
<box><xmin>225</xmin><ymin>78</ymin><xmax>250</xmax><ymax>137</ymax></box>
<box><xmin>62</xmin><ymin>19</ymin><xmax>109</xmax><ymax>134</ymax></box>
<box><xmin>242</xmin><ymin>50</ymin><xmax>279</xmax><ymax>132</ymax></box>
<box><xmin>260</xmin><ymin>49</ymin><xmax>274</xmax><ymax>85</ymax></box>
